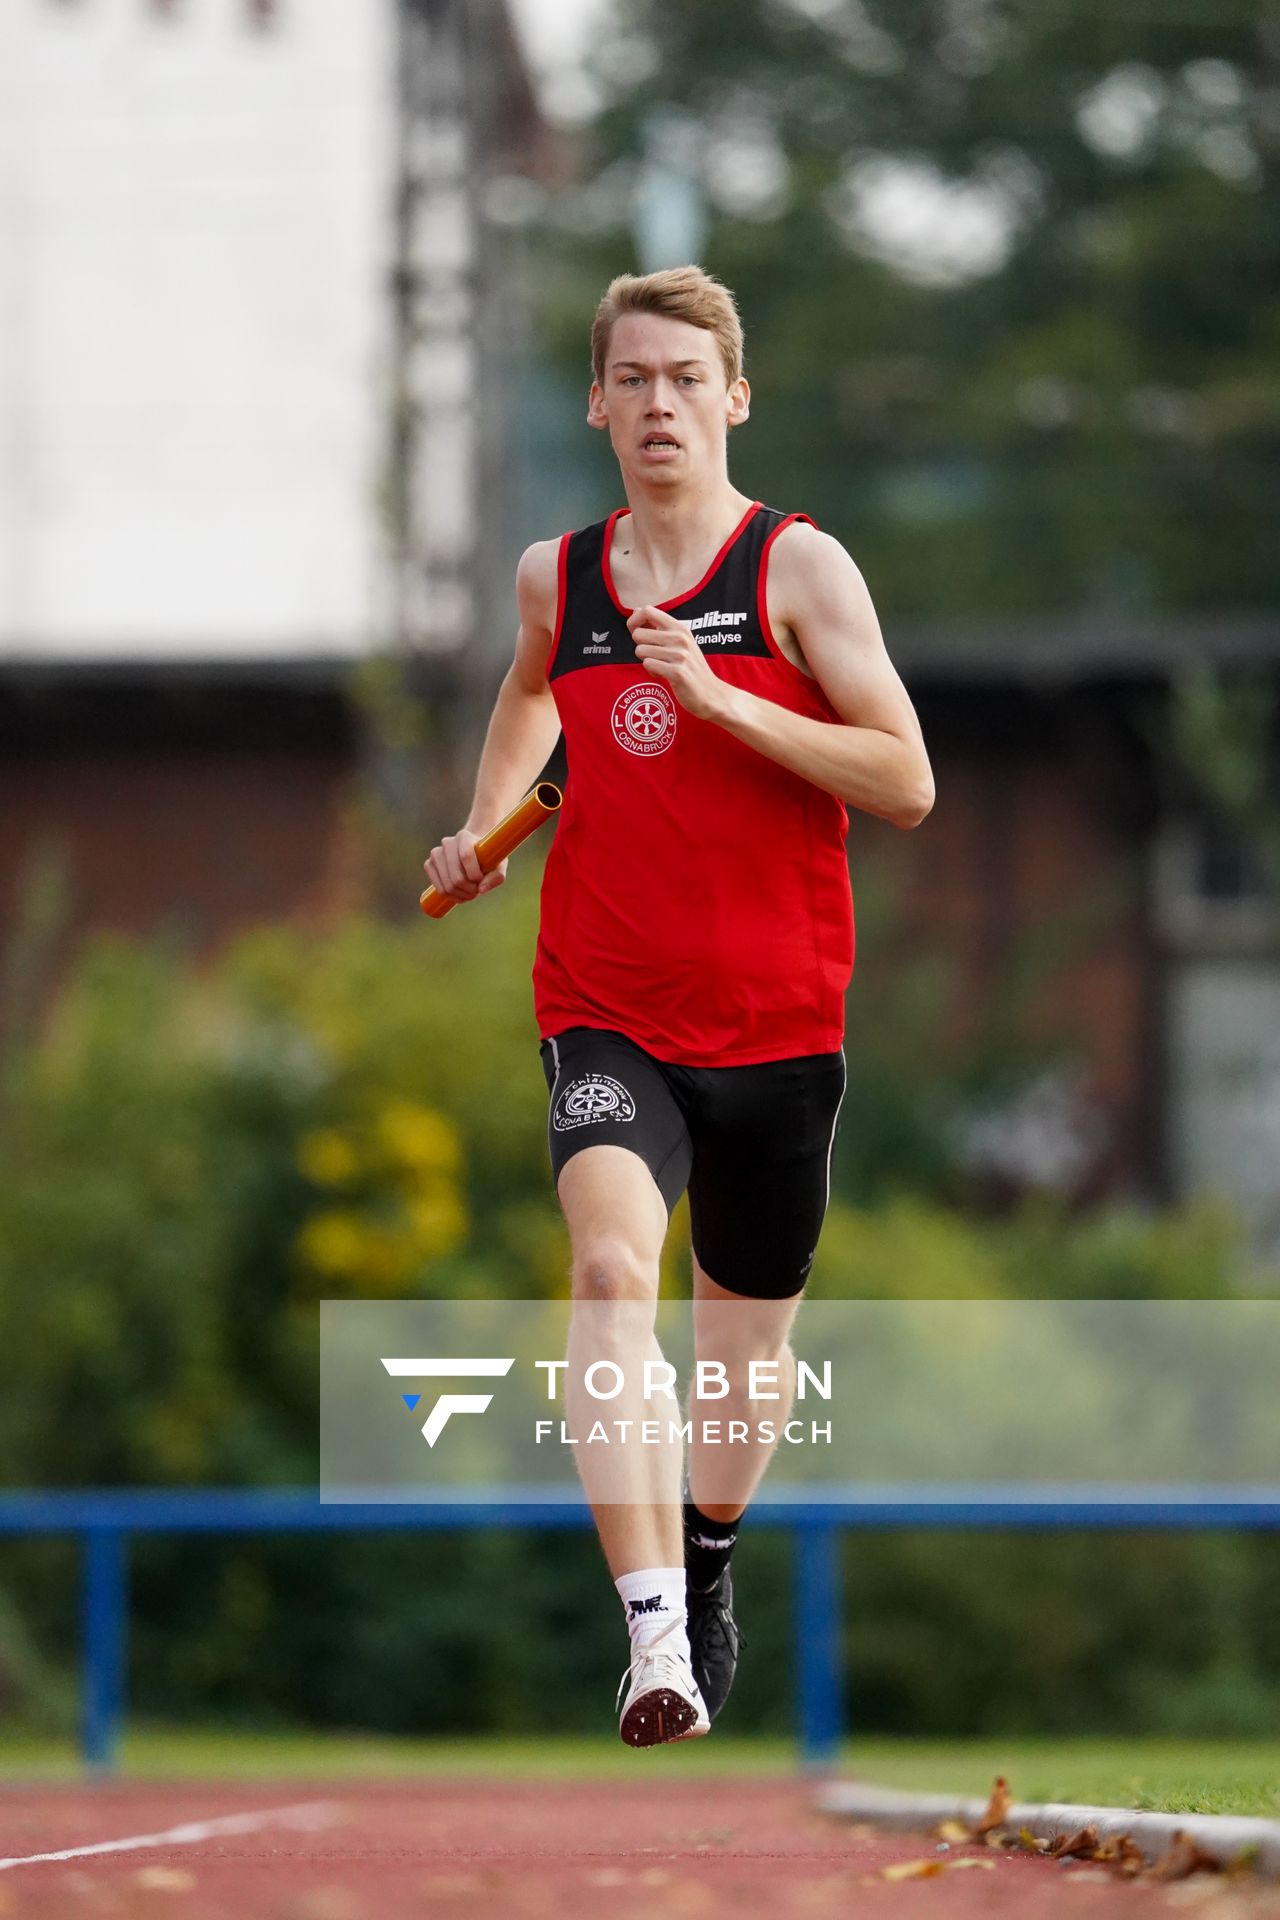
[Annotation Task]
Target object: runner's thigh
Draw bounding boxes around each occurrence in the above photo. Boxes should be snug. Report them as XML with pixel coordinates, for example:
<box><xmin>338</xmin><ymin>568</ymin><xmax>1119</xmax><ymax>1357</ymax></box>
<box><xmin>687</xmin><ymin>1051</ymin><xmax>846</xmax><ymax>1299</ymax></box>
<box><xmin>540</xmin><ymin>1027</ymin><xmax>694</xmax><ymax>1218</ymax></box>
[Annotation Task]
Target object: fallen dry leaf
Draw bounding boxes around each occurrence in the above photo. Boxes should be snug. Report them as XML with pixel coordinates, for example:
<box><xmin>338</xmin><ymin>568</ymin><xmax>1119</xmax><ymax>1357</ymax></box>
<box><xmin>1097</xmin><ymin>1833</ymin><xmax>1147</xmax><ymax>1877</ymax></box>
<box><xmin>874</xmin><ymin>1858</ymin><xmax>946</xmax><ymax>1881</ymax></box>
<box><xmin>1048</xmin><ymin>1824</ymin><xmax>1102</xmax><ymax>1860</ymax></box>
<box><xmin>869</xmin><ymin>1855</ymin><xmax>998</xmax><ymax>1883</ymax></box>
<box><xmin>132</xmin><ymin>1867</ymin><xmax>197</xmax><ymax>1893</ymax></box>
<box><xmin>1152</xmin><ymin>1831</ymin><xmax>1225</xmax><ymax>1882</ymax></box>
<box><xmin>972</xmin><ymin>1775</ymin><xmax>1013</xmax><ymax>1836</ymax></box>
<box><xmin>851</xmin><ymin>1770</ymin><xmax>1266</xmax><ymax>1896</ymax></box>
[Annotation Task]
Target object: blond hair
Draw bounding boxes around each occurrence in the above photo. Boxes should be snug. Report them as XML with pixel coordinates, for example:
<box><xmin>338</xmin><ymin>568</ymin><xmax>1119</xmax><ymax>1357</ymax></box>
<box><xmin>591</xmin><ymin>266</ymin><xmax>745</xmax><ymax>389</ymax></box>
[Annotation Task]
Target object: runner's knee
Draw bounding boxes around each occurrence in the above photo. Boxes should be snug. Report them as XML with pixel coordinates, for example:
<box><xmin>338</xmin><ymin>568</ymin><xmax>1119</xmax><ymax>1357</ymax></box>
<box><xmin>571</xmin><ymin>1236</ymin><xmax>657</xmax><ymax>1304</ymax></box>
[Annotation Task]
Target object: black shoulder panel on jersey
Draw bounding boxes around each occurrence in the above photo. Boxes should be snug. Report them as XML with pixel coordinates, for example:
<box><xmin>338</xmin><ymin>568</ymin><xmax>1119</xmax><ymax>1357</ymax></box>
<box><xmin>550</xmin><ymin>519</ymin><xmax>637</xmax><ymax>682</ymax></box>
<box><xmin>551</xmin><ymin>503</ymin><xmax>807</xmax><ymax>681</ymax></box>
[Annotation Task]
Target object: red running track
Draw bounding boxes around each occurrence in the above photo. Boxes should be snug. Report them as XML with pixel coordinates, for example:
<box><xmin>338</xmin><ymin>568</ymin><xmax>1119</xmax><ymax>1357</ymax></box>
<box><xmin>0</xmin><ymin>1778</ymin><xmax>1268</xmax><ymax>1918</ymax></box>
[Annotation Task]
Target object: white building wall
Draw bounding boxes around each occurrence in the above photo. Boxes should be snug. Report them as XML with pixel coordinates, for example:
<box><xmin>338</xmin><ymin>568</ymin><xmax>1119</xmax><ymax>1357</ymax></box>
<box><xmin>0</xmin><ymin>0</ymin><xmax>397</xmax><ymax>658</ymax></box>
<box><xmin>1168</xmin><ymin>960</ymin><xmax>1280</xmax><ymax>1257</ymax></box>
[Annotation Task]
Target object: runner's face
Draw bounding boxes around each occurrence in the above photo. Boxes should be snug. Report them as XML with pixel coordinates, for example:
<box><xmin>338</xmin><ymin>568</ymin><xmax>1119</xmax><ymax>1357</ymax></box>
<box><xmin>587</xmin><ymin>312</ymin><xmax>749</xmax><ymax>485</ymax></box>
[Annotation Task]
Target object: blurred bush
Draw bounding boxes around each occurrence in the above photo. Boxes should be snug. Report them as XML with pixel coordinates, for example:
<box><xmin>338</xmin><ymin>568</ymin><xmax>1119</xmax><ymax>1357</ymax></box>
<box><xmin>1</xmin><ymin>868</ymin><xmax>1277</xmax><ymax>1738</ymax></box>
<box><xmin>812</xmin><ymin>1191</ymin><xmax>1243</xmax><ymax>1302</ymax></box>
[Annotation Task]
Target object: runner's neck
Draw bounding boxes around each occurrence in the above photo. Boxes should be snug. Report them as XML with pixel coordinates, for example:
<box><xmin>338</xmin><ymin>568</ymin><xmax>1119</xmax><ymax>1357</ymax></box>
<box><xmin>609</xmin><ymin>486</ymin><xmax>756</xmax><ymax>609</ymax></box>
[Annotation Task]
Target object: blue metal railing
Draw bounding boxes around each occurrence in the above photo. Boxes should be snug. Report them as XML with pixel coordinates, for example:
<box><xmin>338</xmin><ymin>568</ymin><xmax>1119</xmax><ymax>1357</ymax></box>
<box><xmin>2</xmin><ymin>1485</ymin><xmax>1278</xmax><ymax>1776</ymax></box>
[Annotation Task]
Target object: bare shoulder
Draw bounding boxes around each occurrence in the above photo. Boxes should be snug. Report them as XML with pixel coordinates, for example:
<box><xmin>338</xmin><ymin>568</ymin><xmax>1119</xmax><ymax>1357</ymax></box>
<box><xmin>770</xmin><ymin>520</ymin><xmax>871</xmax><ymax>607</ymax></box>
<box><xmin>766</xmin><ymin>520</ymin><xmax>883</xmax><ymax>680</ymax></box>
<box><xmin>516</xmin><ymin>537</ymin><xmax>563</xmax><ymax>637</ymax></box>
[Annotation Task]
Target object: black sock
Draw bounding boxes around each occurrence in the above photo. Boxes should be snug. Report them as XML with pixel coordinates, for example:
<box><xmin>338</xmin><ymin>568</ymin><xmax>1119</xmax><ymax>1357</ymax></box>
<box><xmin>683</xmin><ymin>1497</ymin><xmax>739</xmax><ymax>1594</ymax></box>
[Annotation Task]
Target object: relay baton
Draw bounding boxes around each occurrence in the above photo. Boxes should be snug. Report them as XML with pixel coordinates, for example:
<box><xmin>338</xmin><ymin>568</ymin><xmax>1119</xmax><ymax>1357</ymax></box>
<box><xmin>419</xmin><ymin>781</ymin><xmax>562</xmax><ymax>918</ymax></box>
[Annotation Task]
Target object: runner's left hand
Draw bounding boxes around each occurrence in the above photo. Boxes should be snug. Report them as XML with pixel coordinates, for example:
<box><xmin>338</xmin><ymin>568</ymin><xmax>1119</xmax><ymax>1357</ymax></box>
<box><xmin>628</xmin><ymin>606</ymin><xmax>728</xmax><ymax>723</ymax></box>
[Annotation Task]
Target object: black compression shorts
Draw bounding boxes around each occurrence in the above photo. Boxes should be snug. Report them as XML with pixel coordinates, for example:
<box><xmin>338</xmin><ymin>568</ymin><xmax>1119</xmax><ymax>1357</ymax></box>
<box><xmin>539</xmin><ymin>1026</ymin><xmax>846</xmax><ymax>1300</ymax></box>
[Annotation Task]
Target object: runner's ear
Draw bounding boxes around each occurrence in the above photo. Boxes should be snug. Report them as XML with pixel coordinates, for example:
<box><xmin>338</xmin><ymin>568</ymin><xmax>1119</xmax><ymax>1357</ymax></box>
<box><xmin>727</xmin><ymin>377</ymin><xmax>751</xmax><ymax>429</ymax></box>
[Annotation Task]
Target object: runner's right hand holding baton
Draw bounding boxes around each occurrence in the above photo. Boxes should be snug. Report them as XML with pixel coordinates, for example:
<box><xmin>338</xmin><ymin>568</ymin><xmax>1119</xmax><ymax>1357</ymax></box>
<box><xmin>420</xmin><ymin>782</ymin><xmax>562</xmax><ymax>918</ymax></box>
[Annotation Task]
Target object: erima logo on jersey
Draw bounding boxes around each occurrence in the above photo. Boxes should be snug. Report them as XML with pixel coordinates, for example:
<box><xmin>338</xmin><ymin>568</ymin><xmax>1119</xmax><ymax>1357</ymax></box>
<box><xmin>584</xmin><ymin>630</ymin><xmax>611</xmax><ymax>654</ymax></box>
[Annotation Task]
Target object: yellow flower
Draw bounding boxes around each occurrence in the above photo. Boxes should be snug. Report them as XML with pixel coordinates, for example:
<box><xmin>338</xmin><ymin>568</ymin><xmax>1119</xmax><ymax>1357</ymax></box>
<box><xmin>405</xmin><ymin>1190</ymin><xmax>468</xmax><ymax>1259</ymax></box>
<box><xmin>376</xmin><ymin>1102</ymin><xmax>462</xmax><ymax>1174</ymax></box>
<box><xmin>295</xmin><ymin>1208</ymin><xmax>369</xmax><ymax>1278</ymax></box>
<box><xmin>297</xmin><ymin>1129</ymin><xmax>361</xmax><ymax>1188</ymax></box>
<box><xmin>349</xmin><ymin>1225</ymin><xmax>419</xmax><ymax>1295</ymax></box>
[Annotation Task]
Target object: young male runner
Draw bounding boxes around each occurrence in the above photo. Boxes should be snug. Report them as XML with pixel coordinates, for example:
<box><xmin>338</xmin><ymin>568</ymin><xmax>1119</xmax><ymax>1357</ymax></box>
<box><xmin>425</xmin><ymin>266</ymin><xmax>934</xmax><ymax>1746</ymax></box>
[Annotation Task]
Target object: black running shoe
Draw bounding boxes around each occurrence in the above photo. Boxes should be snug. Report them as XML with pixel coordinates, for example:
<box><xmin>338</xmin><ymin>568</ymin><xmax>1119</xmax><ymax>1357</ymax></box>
<box><xmin>687</xmin><ymin>1566</ymin><xmax>746</xmax><ymax>1721</ymax></box>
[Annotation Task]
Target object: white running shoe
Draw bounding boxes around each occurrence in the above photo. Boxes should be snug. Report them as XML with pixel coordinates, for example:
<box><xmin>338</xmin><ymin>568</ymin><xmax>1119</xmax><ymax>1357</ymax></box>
<box><xmin>616</xmin><ymin>1615</ymin><xmax>711</xmax><ymax>1747</ymax></box>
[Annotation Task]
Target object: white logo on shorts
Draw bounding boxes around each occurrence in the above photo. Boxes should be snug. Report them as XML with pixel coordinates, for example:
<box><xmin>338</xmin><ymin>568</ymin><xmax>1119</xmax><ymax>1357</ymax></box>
<box><xmin>611</xmin><ymin>681</ymin><xmax>676</xmax><ymax>756</ymax></box>
<box><xmin>553</xmin><ymin>1074</ymin><xmax>637</xmax><ymax>1132</ymax></box>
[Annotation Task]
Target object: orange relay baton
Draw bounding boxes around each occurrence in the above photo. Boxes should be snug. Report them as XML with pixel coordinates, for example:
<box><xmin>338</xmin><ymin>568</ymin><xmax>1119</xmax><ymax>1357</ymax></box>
<box><xmin>419</xmin><ymin>781</ymin><xmax>562</xmax><ymax>918</ymax></box>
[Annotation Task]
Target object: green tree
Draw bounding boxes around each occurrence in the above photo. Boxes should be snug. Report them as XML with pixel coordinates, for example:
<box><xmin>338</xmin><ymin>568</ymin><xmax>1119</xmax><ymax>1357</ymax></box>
<box><xmin>540</xmin><ymin>0</ymin><xmax>1279</xmax><ymax>617</ymax></box>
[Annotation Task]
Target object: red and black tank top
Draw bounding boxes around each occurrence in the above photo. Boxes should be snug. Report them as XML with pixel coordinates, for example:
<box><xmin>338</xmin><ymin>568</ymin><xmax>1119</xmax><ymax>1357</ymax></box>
<box><xmin>533</xmin><ymin>499</ymin><xmax>855</xmax><ymax>1066</ymax></box>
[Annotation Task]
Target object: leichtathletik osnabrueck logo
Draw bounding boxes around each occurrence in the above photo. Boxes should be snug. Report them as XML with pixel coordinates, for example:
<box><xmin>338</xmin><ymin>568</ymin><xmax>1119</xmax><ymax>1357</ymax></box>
<box><xmin>552</xmin><ymin>1074</ymin><xmax>636</xmax><ymax>1133</ymax></box>
<box><xmin>611</xmin><ymin>681</ymin><xmax>676</xmax><ymax>756</ymax></box>
<box><xmin>381</xmin><ymin>1356</ymin><xmax>514</xmax><ymax>1447</ymax></box>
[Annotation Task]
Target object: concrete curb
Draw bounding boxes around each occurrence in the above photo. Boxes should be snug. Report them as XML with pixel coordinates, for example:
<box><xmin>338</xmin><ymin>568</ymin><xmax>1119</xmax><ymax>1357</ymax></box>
<box><xmin>817</xmin><ymin>1780</ymin><xmax>1280</xmax><ymax>1879</ymax></box>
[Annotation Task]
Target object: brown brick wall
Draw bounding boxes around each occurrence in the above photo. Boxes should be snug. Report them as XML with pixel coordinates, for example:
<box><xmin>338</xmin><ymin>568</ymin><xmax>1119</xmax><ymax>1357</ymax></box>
<box><xmin>1</xmin><ymin>743</ymin><xmax>358</xmax><ymax>956</ymax></box>
<box><xmin>850</xmin><ymin>696</ymin><xmax>1158</xmax><ymax>1193</ymax></box>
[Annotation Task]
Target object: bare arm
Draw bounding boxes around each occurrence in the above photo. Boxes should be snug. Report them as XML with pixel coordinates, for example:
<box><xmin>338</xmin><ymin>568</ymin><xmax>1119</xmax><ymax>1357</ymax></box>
<box><xmin>424</xmin><ymin>539</ymin><xmax>564</xmax><ymax>902</ymax></box>
<box><xmin>629</xmin><ymin>523</ymin><xmax>934</xmax><ymax>829</ymax></box>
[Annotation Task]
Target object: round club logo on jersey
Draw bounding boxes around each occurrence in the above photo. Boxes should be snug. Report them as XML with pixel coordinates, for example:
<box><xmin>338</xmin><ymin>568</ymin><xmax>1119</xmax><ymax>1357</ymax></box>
<box><xmin>552</xmin><ymin>1074</ymin><xmax>637</xmax><ymax>1132</ymax></box>
<box><xmin>611</xmin><ymin>681</ymin><xmax>677</xmax><ymax>757</ymax></box>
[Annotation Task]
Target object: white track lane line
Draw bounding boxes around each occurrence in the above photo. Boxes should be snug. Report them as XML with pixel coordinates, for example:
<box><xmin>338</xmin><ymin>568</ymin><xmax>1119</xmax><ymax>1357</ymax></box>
<box><xmin>0</xmin><ymin>1799</ymin><xmax>336</xmax><ymax>1872</ymax></box>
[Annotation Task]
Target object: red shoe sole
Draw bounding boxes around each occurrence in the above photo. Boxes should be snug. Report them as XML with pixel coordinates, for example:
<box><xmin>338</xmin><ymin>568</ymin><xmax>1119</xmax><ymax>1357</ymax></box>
<box><xmin>619</xmin><ymin>1686</ymin><xmax>700</xmax><ymax>1748</ymax></box>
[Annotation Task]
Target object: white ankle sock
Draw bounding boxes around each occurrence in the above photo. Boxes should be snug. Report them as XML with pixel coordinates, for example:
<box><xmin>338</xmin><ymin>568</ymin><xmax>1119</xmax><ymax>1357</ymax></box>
<box><xmin>615</xmin><ymin>1566</ymin><xmax>691</xmax><ymax>1661</ymax></box>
